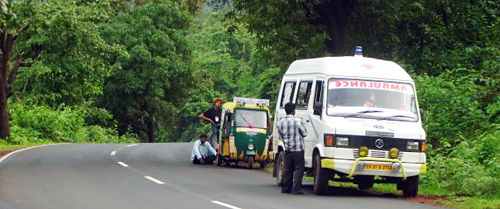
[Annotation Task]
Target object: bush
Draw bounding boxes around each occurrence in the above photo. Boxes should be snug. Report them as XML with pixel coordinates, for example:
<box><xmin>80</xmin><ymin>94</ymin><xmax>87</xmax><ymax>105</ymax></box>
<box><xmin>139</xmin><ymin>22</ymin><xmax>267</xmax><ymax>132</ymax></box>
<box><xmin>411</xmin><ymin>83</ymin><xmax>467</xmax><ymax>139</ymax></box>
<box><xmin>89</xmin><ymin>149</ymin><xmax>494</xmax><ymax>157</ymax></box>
<box><xmin>9</xmin><ymin>103</ymin><xmax>84</xmax><ymax>143</ymax></box>
<box><xmin>8</xmin><ymin>102</ymin><xmax>137</xmax><ymax>144</ymax></box>
<box><xmin>422</xmin><ymin>127</ymin><xmax>500</xmax><ymax>197</ymax></box>
<box><xmin>423</xmin><ymin>155</ymin><xmax>500</xmax><ymax>197</ymax></box>
<box><xmin>415</xmin><ymin>74</ymin><xmax>490</xmax><ymax>147</ymax></box>
<box><xmin>74</xmin><ymin>125</ymin><xmax>137</xmax><ymax>143</ymax></box>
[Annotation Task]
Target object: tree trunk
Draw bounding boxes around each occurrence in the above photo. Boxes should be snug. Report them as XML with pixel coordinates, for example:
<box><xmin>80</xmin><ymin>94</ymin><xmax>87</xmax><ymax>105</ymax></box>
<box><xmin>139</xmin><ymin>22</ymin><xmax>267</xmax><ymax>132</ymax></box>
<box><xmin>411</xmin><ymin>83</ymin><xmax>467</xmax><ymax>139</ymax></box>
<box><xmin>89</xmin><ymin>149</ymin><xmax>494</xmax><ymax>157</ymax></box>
<box><xmin>0</xmin><ymin>79</ymin><xmax>9</xmax><ymax>139</ymax></box>
<box><xmin>313</xmin><ymin>0</ymin><xmax>357</xmax><ymax>56</ymax></box>
<box><xmin>146</xmin><ymin>116</ymin><xmax>155</xmax><ymax>143</ymax></box>
<box><xmin>0</xmin><ymin>34</ymin><xmax>14</xmax><ymax>139</ymax></box>
<box><xmin>324</xmin><ymin>11</ymin><xmax>347</xmax><ymax>56</ymax></box>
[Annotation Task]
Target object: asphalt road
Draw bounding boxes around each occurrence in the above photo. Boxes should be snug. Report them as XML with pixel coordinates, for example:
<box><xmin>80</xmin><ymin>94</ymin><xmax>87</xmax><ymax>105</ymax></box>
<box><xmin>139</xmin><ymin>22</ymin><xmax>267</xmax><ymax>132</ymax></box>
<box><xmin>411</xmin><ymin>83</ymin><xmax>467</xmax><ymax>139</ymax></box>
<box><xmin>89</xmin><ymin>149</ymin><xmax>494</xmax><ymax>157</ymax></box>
<box><xmin>0</xmin><ymin>143</ymin><xmax>444</xmax><ymax>209</ymax></box>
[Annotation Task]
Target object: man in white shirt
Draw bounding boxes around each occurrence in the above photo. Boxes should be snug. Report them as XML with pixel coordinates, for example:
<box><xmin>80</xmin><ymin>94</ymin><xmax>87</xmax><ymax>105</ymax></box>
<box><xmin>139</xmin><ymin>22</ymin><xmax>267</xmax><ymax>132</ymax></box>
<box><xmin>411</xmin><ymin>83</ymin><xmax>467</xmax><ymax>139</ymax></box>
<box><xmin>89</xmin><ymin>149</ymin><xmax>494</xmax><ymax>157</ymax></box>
<box><xmin>191</xmin><ymin>133</ymin><xmax>217</xmax><ymax>164</ymax></box>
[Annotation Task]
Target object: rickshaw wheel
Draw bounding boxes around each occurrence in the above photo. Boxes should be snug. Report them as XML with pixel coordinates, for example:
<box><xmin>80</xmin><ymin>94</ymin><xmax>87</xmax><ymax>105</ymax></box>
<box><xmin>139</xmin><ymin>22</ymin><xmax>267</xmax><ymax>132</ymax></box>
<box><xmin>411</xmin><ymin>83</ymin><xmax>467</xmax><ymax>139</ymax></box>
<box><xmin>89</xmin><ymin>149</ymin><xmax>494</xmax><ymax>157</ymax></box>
<box><xmin>259</xmin><ymin>161</ymin><xmax>266</xmax><ymax>169</ymax></box>
<box><xmin>247</xmin><ymin>157</ymin><xmax>254</xmax><ymax>169</ymax></box>
<box><xmin>215</xmin><ymin>154</ymin><xmax>222</xmax><ymax>166</ymax></box>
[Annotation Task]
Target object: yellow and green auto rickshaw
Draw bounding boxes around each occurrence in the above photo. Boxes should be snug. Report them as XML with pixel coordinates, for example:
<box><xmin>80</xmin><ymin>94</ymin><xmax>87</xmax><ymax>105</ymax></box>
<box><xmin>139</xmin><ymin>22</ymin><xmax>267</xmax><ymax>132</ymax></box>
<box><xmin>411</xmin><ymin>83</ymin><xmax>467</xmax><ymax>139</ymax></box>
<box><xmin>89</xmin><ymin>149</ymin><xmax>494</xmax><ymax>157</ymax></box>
<box><xmin>215</xmin><ymin>97</ymin><xmax>272</xmax><ymax>169</ymax></box>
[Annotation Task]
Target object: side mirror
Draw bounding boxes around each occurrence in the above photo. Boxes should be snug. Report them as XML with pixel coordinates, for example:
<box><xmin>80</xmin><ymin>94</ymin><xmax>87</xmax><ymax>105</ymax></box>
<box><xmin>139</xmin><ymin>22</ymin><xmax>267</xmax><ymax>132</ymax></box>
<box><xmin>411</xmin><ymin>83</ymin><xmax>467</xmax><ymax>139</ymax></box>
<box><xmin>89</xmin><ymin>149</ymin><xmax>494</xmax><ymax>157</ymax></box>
<box><xmin>314</xmin><ymin>102</ymin><xmax>323</xmax><ymax>116</ymax></box>
<box><xmin>419</xmin><ymin>108</ymin><xmax>424</xmax><ymax>120</ymax></box>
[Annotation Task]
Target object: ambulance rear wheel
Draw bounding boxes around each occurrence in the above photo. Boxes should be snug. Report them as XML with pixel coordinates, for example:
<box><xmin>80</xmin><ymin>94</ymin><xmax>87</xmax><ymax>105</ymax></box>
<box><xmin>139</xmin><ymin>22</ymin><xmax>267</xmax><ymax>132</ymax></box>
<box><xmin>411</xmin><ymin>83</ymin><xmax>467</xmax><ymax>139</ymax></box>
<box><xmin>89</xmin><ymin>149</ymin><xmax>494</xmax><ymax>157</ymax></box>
<box><xmin>402</xmin><ymin>176</ymin><xmax>419</xmax><ymax>197</ymax></box>
<box><xmin>313</xmin><ymin>154</ymin><xmax>330</xmax><ymax>195</ymax></box>
<box><xmin>355</xmin><ymin>176</ymin><xmax>374</xmax><ymax>190</ymax></box>
<box><xmin>276</xmin><ymin>151</ymin><xmax>284</xmax><ymax>186</ymax></box>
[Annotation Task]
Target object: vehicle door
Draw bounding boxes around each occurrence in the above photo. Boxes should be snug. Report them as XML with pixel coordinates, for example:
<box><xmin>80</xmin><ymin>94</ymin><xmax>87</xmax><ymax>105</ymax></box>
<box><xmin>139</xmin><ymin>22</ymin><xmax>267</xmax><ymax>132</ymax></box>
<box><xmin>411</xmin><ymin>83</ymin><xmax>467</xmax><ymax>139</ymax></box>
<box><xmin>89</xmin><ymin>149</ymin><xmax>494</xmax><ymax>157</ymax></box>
<box><xmin>293</xmin><ymin>80</ymin><xmax>315</xmax><ymax>166</ymax></box>
<box><xmin>273</xmin><ymin>80</ymin><xmax>297</xmax><ymax>152</ymax></box>
<box><xmin>308</xmin><ymin>79</ymin><xmax>325</xmax><ymax>163</ymax></box>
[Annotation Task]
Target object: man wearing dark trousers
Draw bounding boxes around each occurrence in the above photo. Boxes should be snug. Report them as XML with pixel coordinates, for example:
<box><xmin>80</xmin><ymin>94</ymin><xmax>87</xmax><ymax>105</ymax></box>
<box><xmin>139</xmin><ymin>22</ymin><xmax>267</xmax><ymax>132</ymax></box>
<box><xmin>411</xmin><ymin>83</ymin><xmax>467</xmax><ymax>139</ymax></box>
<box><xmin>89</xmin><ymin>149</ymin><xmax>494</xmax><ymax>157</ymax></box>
<box><xmin>199</xmin><ymin>99</ymin><xmax>223</xmax><ymax>148</ymax></box>
<box><xmin>191</xmin><ymin>133</ymin><xmax>217</xmax><ymax>164</ymax></box>
<box><xmin>277</xmin><ymin>103</ymin><xmax>307</xmax><ymax>194</ymax></box>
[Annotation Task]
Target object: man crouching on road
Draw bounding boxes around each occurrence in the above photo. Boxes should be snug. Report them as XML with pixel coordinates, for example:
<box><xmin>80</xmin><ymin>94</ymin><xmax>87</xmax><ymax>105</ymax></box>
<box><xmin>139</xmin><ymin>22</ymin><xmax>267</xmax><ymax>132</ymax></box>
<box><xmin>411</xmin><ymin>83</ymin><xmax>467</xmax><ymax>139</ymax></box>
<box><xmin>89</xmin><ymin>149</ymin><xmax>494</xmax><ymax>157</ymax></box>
<box><xmin>191</xmin><ymin>133</ymin><xmax>217</xmax><ymax>164</ymax></box>
<box><xmin>277</xmin><ymin>103</ymin><xmax>307</xmax><ymax>194</ymax></box>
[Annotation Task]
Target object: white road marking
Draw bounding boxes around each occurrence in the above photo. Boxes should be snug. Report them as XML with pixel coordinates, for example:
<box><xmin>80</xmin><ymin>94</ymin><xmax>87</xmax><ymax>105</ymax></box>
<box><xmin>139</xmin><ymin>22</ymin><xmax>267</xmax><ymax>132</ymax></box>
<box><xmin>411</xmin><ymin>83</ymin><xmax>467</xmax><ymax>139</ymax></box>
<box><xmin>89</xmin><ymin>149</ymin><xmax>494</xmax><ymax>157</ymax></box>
<box><xmin>144</xmin><ymin>176</ymin><xmax>165</xmax><ymax>185</ymax></box>
<box><xmin>211</xmin><ymin>201</ymin><xmax>242</xmax><ymax>209</ymax></box>
<box><xmin>110</xmin><ymin>151</ymin><xmax>116</xmax><ymax>156</ymax></box>
<box><xmin>0</xmin><ymin>144</ymin><xmax>50</xmax><ymax>164</ymax></box>
<box><xmin>117</xmin><ymin>162</ymin><xmax>129</xmax><ymax>167</ymax></box>
<box><xmin>126</xmin><ymin>144</ymin><xmax>138</xmax><ymax>147</ymax></box>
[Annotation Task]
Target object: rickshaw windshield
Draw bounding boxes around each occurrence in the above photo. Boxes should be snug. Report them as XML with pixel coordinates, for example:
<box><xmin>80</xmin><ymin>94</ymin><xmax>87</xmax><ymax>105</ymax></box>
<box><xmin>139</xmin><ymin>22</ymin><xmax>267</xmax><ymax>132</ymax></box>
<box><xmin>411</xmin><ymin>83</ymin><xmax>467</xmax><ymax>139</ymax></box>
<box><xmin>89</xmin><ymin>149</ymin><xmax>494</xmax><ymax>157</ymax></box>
<box><xmin>234</xmin><ymin>109</ymin><xmax>268</xmax><ymax>128</ymax></box>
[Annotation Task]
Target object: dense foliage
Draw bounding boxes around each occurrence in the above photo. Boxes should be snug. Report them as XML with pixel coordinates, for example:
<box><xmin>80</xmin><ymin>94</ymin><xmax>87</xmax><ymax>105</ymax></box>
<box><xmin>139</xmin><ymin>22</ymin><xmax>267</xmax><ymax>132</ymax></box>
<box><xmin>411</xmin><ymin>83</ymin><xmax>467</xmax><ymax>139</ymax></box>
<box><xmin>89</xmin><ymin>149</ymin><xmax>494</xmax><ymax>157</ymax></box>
<box><xmin>98</xmin><ymin>1</ymin><xmax>197</xmax><ymax>142</ymax></box>
<box><xmin>1</xmin><ymin>0</ymin><xmax>499</xmax><ymax>200</ymax></box>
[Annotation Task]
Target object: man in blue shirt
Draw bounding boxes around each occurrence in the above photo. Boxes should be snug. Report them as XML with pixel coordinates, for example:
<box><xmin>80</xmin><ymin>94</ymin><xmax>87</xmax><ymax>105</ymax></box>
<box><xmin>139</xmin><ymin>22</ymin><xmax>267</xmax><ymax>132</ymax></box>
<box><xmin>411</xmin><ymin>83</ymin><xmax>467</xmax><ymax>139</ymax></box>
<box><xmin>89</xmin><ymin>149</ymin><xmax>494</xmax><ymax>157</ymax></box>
<box><xmin>191</xmin><ymin>133</ymin><xmax>217</xmax><ymax>164</ymax></box>
<box><xmin>277</xmin><ymin>103</ymin><xmax>307</xmax><ymax>194</ymax></box>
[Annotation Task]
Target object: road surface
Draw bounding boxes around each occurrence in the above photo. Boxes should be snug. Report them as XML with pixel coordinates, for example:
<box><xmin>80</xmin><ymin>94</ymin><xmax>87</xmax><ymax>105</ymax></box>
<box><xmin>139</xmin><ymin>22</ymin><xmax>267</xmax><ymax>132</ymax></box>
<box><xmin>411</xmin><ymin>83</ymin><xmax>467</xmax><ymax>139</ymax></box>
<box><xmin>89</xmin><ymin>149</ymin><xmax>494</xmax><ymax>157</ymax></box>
<box><xmin>0</xmin><ymin>143</ymin><xmax>443</xmax><ymax>209</ymax></box>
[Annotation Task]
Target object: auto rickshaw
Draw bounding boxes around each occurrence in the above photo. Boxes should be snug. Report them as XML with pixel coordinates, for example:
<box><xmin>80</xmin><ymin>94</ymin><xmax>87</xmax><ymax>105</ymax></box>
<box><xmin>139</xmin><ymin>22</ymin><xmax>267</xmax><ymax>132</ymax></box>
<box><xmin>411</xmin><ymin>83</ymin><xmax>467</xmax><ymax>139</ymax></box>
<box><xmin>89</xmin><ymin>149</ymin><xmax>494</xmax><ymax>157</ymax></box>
<box><xmin>215</xmin><ymin>97</ymin><xmax>272</xmax><ymax>169</ymax></box>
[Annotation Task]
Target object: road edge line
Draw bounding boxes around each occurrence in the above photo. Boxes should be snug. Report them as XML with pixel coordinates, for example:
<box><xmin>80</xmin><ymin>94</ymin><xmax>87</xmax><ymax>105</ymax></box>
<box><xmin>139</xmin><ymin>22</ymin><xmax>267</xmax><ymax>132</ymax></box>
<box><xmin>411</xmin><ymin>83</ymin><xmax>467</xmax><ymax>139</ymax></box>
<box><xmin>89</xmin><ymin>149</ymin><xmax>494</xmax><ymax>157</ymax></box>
<box><xmin>0</xmin><ymin>144</ymin><xmax>50</xmax><ymax>165</ymax></box>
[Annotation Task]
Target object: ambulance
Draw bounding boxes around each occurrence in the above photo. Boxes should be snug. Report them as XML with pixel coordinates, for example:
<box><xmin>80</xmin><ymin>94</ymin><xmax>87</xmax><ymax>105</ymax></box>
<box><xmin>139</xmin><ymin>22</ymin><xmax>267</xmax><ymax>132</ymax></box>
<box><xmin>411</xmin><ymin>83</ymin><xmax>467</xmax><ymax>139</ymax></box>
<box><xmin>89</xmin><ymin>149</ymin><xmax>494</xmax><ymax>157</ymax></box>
<box><xmin>272</xmin><ymin>47</ymin><xmax>426</xmax><ymax>197</ymax></box>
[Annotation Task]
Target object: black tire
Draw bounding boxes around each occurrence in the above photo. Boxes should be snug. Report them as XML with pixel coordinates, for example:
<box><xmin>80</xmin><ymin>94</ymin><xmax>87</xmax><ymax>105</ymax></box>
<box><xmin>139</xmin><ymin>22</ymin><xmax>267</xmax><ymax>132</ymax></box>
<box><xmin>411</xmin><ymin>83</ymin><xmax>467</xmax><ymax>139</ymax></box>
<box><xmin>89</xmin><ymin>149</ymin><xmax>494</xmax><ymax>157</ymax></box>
<box><xmin>402</xmin><ymin>176</ymin><xmax>419</xmax><ymax>197</ymax></box>
<box><xmin>313</xmin><ymin>154</ymin><xmax>330</xmax><ymax>195</ymax></box>
<box><xmin>355</xmin><ymin>176</ymin><xmax>374</xmax><ymax>190</ymax></box>
<box><xmin>247</xmin><ymin>156</ymin><xmax>254</xmax><ymax>169</ymax></box>
<box><xmin>215</xmin><ymin>154</ymin><xmax>222</xmax><ymax>166</ymax></box>
<box><xmin>276</xmin><ymin>151</ymin><xmax>285</xmax><ymax>186</ymax></box>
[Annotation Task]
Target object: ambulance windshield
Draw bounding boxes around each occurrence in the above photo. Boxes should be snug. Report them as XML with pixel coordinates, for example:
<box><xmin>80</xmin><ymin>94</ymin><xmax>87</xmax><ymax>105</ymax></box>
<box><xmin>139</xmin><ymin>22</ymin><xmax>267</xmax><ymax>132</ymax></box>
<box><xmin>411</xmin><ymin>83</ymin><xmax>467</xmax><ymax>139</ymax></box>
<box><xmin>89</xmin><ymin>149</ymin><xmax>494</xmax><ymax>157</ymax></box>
<box><xmin>326</xmin><ymin>79</ymin><xmax>418</xmax><ymax>121</ymax></box>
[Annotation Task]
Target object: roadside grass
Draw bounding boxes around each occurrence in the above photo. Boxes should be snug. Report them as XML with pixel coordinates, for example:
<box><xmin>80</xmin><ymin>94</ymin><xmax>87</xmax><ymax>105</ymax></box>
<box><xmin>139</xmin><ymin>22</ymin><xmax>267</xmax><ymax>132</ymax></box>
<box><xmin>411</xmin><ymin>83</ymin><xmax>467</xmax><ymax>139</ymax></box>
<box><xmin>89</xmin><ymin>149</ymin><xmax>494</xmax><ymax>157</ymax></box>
<box><xmin>269</xmin><ymin>166</ymin><xmax>500</xmax><ymax>209</ymax></box>
<box><xmin>443</xmin><ymin>196</ymin><xmax>500</xmax><ymax>209</ymax></box>
<box><xmin>0</xmin><ymin>143</ymin><xmax>41</xmax><ymax>156</ymax></box>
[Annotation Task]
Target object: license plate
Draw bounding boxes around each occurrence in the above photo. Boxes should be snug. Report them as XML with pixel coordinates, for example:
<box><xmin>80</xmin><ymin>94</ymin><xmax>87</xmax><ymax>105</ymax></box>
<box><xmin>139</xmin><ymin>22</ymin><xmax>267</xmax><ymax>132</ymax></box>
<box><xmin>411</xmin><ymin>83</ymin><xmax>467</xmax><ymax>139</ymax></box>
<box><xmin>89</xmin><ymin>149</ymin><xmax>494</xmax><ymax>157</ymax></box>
<box><xmin>365</xmin><ymin>164</ymin><xmax>392</xmax><ymax>171</ymax></box>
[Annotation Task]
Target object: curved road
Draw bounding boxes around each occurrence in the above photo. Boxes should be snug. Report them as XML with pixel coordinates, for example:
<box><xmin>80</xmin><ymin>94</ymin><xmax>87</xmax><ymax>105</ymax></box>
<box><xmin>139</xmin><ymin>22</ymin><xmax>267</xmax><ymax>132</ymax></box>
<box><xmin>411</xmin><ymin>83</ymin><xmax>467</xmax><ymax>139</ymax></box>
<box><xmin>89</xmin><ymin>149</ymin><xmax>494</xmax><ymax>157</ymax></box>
<box><xmin>0</xmin><ymin>143</ymin><xmax>443</xmax><ymax>209</ymax></box>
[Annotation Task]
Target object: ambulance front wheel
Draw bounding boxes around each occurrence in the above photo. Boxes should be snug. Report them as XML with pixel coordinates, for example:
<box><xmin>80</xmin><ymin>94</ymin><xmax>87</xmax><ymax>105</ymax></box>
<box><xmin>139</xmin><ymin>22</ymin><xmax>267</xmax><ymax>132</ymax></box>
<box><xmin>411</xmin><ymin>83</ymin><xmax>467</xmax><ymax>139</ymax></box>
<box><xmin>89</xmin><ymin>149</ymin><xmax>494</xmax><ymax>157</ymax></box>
<box><xmin>313</xmin><ymin>154</ymin><xmax>330</xmax><ymax>195</ymax></box>
<box><xmin>402</xmin><ymin>176</ymin><xmax>419</xmax><ymax>197</ymax></box>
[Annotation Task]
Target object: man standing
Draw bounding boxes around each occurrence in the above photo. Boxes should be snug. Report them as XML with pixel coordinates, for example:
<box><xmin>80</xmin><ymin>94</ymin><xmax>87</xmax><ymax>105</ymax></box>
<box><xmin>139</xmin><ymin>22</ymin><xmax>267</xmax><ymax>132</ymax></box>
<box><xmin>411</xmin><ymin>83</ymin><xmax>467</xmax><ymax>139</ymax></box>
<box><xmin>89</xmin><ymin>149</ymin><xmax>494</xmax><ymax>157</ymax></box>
<box><xmin>199</xmin><ymin>99</ymin><xmax>223</xmax><ymax>147</ymax></box>
<box><xmin>191</xmin><ymin>133</ymin><xmax>217</xmax><ymax>164</ymax></box>
<box><xmin>277</xmin><ymin>103</ymin><xmax>307</xmax><ymax>194</ymax></box>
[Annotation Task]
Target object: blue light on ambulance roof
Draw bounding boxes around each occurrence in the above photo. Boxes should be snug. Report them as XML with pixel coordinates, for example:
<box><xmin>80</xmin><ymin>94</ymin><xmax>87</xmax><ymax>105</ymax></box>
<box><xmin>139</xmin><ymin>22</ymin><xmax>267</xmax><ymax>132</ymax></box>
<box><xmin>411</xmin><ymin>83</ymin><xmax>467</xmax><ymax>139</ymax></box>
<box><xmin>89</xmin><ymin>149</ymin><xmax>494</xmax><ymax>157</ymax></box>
<box><xmin>354</xmin><ymin>46</ymin><xmax>363</xmax><ymax>57</ymax></box>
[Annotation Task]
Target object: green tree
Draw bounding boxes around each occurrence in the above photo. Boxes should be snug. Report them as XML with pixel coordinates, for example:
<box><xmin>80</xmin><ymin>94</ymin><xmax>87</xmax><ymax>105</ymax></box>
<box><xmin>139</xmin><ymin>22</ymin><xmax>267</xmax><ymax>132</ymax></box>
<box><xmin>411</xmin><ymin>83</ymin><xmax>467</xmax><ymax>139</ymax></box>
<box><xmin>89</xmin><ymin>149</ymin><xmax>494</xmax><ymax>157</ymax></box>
<box><xmin>0</xmin><ymin>0</ymin><xmax>38</xmax><ymax>139</ymax></box>
<box><xmin>13</xmin><ymin>0</ymin><xmax>125</xmax><ymax>107</ymax></box>
<box><xmin>174</xmin><ymin>11</ymin><xmax>256</xmax><ymax>142</ymax></box>
<box><xmin>99</xmin><ymin>0</ymin><xmax>197</xmax><ymax>143</ymax></box>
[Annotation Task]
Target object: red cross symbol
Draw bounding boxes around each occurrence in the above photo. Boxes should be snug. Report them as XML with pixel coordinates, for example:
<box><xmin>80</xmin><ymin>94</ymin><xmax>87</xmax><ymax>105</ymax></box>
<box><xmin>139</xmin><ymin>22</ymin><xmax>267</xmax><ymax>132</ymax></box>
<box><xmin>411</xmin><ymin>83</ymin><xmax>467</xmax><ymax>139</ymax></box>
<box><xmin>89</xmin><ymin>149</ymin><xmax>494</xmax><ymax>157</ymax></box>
<box><xmin>361</xmin><ymin>63</ymin><xmax>375</xmax><ymax>69</ymax></box>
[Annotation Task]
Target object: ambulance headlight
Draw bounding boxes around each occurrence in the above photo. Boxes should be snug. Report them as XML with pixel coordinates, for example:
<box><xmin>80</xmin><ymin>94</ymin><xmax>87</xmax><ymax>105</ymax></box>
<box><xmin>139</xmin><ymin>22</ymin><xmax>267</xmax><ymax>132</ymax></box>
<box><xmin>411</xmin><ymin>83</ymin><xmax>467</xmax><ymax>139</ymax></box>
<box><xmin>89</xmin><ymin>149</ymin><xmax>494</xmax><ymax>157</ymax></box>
<box><xmin>335</xmin><ymin>137</ymin><xmax>349</xmax><ymax>146</ymax></box>
<box><xmin>248</xmin><ymin>144</ymin><xmax>254</xmax><ymax>150</ymax></box>
<box><xmin>389</xmin><ymin>148</ymin><xmax>399</xmax><ymax>159</ymax></box>
<box><xmin>359</xmin><ymin>146</ymin><xmax>368</xmax><ymax>157</ymax></box>
<box><xmin>407</xmin><ymin>141</ymin><xmax>419</xmax><ymax>151</ymax></box>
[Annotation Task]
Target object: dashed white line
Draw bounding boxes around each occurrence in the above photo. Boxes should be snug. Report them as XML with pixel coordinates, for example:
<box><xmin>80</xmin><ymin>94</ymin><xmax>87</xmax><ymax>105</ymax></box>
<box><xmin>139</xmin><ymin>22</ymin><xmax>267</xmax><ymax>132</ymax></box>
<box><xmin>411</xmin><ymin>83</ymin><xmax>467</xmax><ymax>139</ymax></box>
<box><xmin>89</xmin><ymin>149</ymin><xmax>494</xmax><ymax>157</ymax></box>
<box><xmin>211</xmin><ymin>201</ymin><xmax>242</xmax><ymax>209</ymax></box>
<box><xmin>117</xmin><ymin>162</ymin><xmax>129</xmax><ymax>167</ymax></box>
<box><xmin>110</xmin><ymin>151</ymin><xmax>116</xmax><ymax>156</ymax></box>
<box><xmin>126</xmin><ymin>144</ymin><xmax>138</xmax><ymax>147</ymax></box>
<box><xmin>144</xmin><ymin>176</ymin><xmax>165</xmax><ymax>185</ymax></box>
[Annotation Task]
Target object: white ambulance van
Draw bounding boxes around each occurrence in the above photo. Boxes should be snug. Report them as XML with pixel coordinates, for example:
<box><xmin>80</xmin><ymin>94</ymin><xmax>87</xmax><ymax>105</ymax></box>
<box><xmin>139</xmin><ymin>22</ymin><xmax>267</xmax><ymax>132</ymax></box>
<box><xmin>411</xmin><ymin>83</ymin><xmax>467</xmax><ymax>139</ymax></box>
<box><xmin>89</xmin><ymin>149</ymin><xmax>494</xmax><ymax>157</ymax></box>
<box><xmin>272</xmin><ymin>49</ymin><xmax>426</xmax><ymax>197</ymax></box>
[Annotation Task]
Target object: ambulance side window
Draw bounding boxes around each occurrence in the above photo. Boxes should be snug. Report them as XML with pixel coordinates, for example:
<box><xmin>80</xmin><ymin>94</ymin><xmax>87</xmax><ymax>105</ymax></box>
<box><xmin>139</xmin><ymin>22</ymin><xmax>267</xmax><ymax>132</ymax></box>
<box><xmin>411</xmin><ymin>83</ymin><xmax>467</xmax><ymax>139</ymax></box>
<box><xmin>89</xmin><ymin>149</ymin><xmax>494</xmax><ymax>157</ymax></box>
<box><xmin>280</xmin><ymin>82</ymin><xmax>296</xmax><ymax>108</ymax></box>
<box><xmin>295</xmin><ymin>81</ymin><xmax>313</xmax><ymax>110</ymax></box>
<box><xmin>313</xmin><ymin>80</ymin><xmax>324</xmax><ymax>115</ymax></box>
